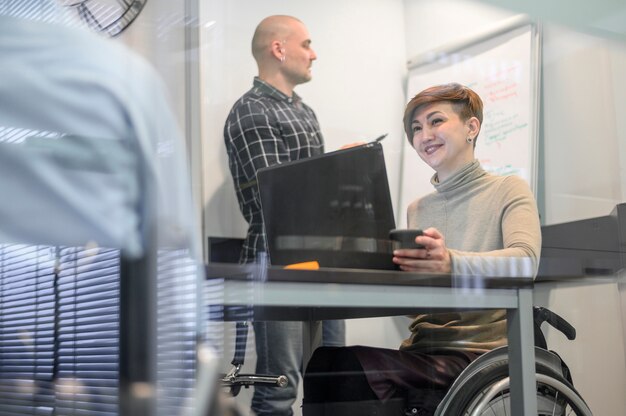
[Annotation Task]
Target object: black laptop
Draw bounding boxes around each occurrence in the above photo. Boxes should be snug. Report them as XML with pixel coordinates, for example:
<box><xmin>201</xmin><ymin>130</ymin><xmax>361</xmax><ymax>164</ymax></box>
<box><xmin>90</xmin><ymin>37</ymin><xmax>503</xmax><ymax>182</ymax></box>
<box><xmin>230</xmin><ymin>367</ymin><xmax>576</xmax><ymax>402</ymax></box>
<box><xmin>257</xmin><ymin>142</ymin><xmax>396</xmax><ymax>270</ymax></box>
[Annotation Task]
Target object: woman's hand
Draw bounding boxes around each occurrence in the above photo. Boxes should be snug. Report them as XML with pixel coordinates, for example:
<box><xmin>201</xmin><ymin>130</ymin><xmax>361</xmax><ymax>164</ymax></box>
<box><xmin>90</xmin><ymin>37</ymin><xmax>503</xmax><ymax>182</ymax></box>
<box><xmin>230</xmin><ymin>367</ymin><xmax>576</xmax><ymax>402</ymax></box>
<box><xmin>392</xmin><ymin>227</ymin><xmax>451</xmax><ymax>273</ymax></box>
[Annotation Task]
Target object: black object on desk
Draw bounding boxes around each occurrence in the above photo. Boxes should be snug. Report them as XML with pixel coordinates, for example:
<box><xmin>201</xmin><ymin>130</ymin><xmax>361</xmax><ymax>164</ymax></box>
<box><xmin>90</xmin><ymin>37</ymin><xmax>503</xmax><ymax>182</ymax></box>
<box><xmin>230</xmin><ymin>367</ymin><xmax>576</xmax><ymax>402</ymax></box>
<box><xmin>389</xmin><ymin>228</ymin><xmax>425</xmax><ymax>249</ymax></box>
<box><xmin>538</xmin><ymin>203</ymin><xmax>626</xmax><ymax>279</ymax></box>
<box><xmin>257</xmin><ymin>142</ymin><xmax>396</xmax><ymax>269</ymax></box>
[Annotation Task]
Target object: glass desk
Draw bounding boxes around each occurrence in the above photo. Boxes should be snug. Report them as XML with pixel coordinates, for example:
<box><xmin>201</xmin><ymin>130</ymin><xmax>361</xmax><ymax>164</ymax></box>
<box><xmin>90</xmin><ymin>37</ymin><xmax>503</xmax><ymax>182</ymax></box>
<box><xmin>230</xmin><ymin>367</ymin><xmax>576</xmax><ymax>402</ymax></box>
<box><xmin>206</xmin><ymin>263</ymin><xmax>537</xmax><ymax>416</ymax></box>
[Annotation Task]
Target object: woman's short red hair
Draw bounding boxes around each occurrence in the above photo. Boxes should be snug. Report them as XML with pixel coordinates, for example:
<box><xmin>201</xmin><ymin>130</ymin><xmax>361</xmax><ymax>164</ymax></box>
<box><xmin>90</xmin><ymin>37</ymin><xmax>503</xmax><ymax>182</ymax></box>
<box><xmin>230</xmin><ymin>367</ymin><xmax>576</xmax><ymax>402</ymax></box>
<box><xmin>403</xmin><ymin>83</ymin><xmax>483</xmax><ymax>144</ymax></box>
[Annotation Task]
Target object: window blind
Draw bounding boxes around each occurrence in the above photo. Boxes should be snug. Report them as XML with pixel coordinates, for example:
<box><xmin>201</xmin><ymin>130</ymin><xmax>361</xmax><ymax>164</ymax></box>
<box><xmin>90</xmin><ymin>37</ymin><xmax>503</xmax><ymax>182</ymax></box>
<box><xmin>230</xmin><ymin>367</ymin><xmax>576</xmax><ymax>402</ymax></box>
<box><xmin>0</xmin><ymin>245</ymin><xmax>200</xmax><ymax>416</ymax></box>
<box><xmin>55</xmin><ymin>246</ymin><xmax>120</xmax><ymax>416</ymax></box>
<box><xmin>0</xmin><ymin>244</ymin><xmax>55</xmax><ymax>416</ymax></box>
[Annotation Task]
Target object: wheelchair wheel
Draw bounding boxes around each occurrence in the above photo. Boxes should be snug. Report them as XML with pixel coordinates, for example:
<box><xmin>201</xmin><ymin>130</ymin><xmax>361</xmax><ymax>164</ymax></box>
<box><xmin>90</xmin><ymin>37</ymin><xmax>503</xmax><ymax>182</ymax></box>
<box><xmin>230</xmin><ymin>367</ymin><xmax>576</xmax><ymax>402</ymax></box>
<box><xmin>435</xmin><ymin>347</ymin><xmax>592</xmax><ymax>416</ymax></box>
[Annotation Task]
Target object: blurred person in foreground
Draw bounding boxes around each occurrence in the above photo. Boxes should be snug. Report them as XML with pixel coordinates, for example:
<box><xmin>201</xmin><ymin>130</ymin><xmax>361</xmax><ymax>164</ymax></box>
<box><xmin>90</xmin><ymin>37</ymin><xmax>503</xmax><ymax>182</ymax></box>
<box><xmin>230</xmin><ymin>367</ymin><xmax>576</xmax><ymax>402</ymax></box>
<box><xmin>0</xmin><ymin>1</ymin><xmax>206</xmax><ymax>414</ymax></box>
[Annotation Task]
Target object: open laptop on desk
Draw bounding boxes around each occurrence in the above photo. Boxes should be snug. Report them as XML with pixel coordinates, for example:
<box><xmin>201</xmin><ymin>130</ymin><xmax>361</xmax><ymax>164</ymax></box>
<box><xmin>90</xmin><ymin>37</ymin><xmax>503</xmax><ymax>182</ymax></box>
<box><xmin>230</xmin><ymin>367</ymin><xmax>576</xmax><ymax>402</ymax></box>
<box><xmin>257</xmin><ymin>142</ymin><xmax>396</xmax><ymax>270</ymax></box>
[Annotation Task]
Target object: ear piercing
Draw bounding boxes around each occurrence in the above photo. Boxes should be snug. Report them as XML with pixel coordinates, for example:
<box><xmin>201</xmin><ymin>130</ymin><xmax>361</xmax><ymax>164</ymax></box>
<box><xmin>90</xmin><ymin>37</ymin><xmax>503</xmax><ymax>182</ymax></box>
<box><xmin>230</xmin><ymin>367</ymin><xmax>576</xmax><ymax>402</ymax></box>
<box><xmin>466</xmin><ymin>137</ymin><xmax>473</xmax><ymax>143</ymax></box>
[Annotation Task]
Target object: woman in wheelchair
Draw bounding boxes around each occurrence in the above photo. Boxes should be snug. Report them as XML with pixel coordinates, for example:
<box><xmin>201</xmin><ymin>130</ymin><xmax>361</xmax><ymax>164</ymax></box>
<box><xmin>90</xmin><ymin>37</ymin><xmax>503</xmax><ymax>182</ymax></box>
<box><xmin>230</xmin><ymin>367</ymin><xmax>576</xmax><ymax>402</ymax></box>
<box><xmin>302</xmin><ymin>84</ymin><xmax>590</xmax><ymax>416</ymax></box>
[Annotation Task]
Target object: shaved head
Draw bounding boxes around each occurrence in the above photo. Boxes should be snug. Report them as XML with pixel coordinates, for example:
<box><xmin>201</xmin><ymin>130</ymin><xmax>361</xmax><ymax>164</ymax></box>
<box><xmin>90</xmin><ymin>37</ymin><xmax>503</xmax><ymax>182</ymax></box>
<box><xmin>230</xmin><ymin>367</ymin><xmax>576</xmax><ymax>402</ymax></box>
<box><xmin>250</xmin><ymin>15</ymin><xmax>316</xmax><ymax>95</ymax></box>
<box><xmin>251</xmin><ymin>15</ymin><xmax>302</xmax><ymax>63</ymax></box>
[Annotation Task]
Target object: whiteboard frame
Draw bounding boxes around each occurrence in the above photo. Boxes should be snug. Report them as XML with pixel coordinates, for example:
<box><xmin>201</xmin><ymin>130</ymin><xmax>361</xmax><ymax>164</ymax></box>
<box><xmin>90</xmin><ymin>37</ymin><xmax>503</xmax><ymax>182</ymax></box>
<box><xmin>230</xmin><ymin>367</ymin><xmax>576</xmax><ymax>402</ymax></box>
<box><xmin>398</xmin><ymin>15</ymin><xmax>541</xmax><ymax>224</ymax></box>
<box><xmin>407</xmin><ymin>15</ymin><xmax>534</xmax><ymax>70</ymax></box>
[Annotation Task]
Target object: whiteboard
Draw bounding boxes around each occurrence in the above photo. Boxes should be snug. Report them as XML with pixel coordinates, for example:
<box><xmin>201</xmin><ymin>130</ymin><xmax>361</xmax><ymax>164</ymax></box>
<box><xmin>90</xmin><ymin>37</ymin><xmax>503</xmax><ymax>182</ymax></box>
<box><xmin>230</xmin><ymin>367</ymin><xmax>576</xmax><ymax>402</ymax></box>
<box><xmin>397</xmin><ymin>18</ymin><xmax>540</xmax><ymax>227</ymax></box>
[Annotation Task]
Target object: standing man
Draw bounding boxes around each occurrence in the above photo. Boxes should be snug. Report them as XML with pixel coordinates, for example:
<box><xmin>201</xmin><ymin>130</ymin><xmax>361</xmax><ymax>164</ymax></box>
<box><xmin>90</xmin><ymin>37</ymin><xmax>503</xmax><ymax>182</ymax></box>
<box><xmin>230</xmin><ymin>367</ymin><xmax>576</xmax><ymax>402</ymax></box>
<box><xmin>223</xmin><ymin>15</ymin><xmax>345</xmax><ymax>416</ymax></box>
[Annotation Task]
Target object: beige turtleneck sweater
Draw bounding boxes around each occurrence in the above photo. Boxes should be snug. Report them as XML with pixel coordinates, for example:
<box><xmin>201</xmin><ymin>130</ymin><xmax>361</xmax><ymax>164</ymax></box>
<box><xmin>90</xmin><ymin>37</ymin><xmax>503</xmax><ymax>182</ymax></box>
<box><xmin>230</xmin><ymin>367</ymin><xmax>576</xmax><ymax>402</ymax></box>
<box><xmin>401</xmin><ymin>160</ymin><xmax>541</xmax><ymax>353</ymax></box>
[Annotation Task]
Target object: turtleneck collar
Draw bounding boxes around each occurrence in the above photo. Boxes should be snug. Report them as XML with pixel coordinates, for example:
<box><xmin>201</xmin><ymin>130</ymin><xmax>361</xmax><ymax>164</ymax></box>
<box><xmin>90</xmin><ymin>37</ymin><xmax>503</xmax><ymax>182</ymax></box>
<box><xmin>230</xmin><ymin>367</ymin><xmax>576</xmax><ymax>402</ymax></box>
<box><xmin>431</xmin><ymin>159</ymin><xmax>487</xmax><ymax>193</ymax></box>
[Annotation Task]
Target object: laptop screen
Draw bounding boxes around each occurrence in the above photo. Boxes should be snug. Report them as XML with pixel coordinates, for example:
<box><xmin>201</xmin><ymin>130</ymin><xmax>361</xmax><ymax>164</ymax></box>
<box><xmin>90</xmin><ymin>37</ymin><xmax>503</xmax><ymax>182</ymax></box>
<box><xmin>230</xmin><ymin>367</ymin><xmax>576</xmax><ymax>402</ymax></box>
<box><xmin>257</xmin><ymin>142</ymin><xmax>396</xmax><ymax>270</ymax></box>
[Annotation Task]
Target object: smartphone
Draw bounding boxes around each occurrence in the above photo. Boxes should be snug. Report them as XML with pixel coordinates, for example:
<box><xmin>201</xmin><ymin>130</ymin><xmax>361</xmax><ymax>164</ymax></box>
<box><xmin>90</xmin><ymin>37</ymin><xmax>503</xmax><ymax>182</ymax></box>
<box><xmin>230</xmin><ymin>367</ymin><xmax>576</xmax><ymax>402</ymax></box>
<box><xmin>389</xmin><ymin>229</ymin><xmax>424</xmax><ymax>249</ymax></box>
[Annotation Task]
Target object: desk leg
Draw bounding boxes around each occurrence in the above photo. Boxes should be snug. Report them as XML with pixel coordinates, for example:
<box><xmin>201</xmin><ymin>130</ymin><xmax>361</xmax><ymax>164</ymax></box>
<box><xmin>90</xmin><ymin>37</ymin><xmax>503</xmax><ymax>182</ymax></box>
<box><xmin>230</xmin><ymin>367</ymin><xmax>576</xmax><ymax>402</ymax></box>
<box><xmin>507</xmin><ymin>288</ymin><xmax>537</xmax><ymax>416</ymax></box>
<box><xmin>302</xmin><ymin>320</ymin><xmax>322</xmax><ymax>370</ymax></box>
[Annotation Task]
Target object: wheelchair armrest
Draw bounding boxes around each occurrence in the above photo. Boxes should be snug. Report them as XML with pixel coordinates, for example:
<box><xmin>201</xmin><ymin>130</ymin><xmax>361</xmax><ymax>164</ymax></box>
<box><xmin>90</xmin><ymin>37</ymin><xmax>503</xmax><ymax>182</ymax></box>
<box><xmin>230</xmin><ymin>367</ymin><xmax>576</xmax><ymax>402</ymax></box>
<box><xmin>533</xmin><ymin>306</ymin><xmax>576</xmax><ymax>341</ymax></box>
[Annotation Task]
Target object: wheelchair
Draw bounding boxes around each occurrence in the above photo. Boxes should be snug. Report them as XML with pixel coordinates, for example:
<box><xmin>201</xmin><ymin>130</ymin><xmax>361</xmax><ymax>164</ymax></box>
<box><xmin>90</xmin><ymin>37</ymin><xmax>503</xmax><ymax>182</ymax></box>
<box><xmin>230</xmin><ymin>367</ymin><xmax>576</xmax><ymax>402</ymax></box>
<box><xmin>419</xmin><ymin>306</ymin><xmax>592</xmax><ymax>416</ymax></box>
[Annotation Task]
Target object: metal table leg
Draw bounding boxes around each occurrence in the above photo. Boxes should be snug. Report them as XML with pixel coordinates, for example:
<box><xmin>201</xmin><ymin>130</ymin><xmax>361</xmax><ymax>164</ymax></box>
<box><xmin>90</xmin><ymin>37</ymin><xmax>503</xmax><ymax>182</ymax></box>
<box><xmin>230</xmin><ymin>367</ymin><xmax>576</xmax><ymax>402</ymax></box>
<box><xmin>507</xmin><ymin>287</ymin><xmax>537</xmax><ymax>416</ymax></box>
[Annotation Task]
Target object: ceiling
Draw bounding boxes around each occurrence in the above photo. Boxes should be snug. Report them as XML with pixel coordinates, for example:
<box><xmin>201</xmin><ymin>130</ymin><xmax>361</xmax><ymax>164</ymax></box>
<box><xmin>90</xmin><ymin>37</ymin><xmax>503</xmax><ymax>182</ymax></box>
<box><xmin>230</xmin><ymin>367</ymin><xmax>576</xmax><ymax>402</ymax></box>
<box><xmin>479</xmin><ymin>0</ymin><xmax>626</xmax><ymax>42</ymax></box>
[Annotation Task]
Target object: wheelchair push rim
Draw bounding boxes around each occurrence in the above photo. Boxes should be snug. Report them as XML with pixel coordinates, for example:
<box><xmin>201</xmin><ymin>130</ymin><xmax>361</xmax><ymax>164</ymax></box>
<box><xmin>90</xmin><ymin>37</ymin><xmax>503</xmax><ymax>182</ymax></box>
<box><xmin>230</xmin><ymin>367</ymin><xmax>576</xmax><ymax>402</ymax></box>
<box><xmin>464</xmin><ymin>373</ymin><xmax>592</xmax><ymax>416</ymax></box>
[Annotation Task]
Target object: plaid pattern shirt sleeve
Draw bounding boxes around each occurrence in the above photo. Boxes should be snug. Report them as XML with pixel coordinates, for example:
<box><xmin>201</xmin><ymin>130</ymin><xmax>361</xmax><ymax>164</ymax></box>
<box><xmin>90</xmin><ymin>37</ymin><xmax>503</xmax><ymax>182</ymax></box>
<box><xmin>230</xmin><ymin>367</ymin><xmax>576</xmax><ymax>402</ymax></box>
<box><xmin>224</xmin><ymin>78</ymin><xmax>324</xmax><ymax>263</ymax></box>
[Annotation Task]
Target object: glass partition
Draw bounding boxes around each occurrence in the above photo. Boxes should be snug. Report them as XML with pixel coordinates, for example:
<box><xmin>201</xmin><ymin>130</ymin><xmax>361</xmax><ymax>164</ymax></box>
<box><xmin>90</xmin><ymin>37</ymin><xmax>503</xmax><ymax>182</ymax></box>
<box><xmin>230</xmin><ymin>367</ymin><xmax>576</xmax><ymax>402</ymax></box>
<box><xmin>2</xmin><ymin>0</ymin><xmax>626</xmax><ymax>415</ymax></box>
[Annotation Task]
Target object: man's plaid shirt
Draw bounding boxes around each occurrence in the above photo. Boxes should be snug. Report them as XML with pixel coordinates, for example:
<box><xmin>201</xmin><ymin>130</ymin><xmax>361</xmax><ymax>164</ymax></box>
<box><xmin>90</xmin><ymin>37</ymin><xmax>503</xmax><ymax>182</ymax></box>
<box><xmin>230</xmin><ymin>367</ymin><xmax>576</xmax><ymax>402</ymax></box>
<box><xmin>224</xmin><ymin>77</ymin><xmax>324</xmax><ymax>263</ymax></box>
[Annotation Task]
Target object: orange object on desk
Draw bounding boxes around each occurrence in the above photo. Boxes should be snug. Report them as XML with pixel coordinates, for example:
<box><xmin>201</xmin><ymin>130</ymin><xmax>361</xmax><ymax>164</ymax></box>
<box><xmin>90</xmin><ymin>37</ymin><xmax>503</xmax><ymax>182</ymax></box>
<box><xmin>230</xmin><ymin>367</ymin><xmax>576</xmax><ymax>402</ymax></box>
<box><xmin>284</xmin><ymin>261</ymin><xmax>320</xmax><ymax>270</ymax></box>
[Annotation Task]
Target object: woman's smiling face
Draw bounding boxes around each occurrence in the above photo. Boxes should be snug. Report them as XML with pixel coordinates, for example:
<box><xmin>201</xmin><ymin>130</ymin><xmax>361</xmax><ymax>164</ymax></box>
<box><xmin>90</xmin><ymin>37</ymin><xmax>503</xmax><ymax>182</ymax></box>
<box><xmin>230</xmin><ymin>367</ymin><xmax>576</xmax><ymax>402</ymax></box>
<box><xmin>411</xmin><ymin>101</ymin><xmax>479</xmax><ymax>181</ymax></box>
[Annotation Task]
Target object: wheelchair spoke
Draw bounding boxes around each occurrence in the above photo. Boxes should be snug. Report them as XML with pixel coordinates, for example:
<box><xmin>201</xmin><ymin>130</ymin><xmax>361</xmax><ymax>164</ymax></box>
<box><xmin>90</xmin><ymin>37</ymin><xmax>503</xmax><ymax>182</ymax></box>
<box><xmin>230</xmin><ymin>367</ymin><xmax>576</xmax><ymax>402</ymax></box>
<box><xmin>500</xmin><ymin>390</ymin><xmax>508</xmax><ymax>416</ymax></box>
<box><xmin>483</xmin><ymin>396</ymin><xmax>502</xmax><ymax>416</ymax></box>
<box><xmin>550</xmin><ymin>390</ymin><xmax>558</xmax><ymax>416</ymax></box>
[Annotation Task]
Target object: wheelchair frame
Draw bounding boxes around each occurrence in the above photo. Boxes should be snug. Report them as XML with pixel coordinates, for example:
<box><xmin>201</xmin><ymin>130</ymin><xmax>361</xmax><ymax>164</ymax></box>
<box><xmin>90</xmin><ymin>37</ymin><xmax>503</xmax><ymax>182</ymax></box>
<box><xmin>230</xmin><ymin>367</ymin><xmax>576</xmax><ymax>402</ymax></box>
<box><xmin>427</xmin><ymin>307</ymin><xmax>592</xmax><ymax>416</ymax></box>
<box><xmin>432</xmin><ymin>346</ymin><xmax>592</xmax><ymax>415</ymax></box>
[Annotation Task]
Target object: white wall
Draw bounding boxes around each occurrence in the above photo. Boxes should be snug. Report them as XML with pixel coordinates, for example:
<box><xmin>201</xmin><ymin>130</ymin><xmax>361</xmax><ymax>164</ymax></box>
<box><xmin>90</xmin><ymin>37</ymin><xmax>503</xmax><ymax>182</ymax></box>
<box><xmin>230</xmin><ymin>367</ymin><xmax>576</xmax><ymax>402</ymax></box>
<box><xmin>542</xmin><ymin>26</ymin><xmax>626</xmax><ymax>223</ymax></box>
<box><xmin>403</xmin><ymin>0</ymin><xmax>515</xmax><ymax>59</ymax></box>
<box><xmin>534</xmin><ymin>279</ymin><xmax>626</xmax><ymax>416</ymax></box>
<box><xmin>479</xmin><ymin>0</ymin><xmax>626</xmax><ymax>41</ymax></box>
<box><xmin>120</xmin><ymin>0</ymin><xmax>188</xmax><ymax>136</ymax></box>
<box><xmin>119</xmin><ymin>0</ymin><xmax>208</xmax><ymax>233</ymax></box>
<box><xmin>530</xmin><ymin>19</ymin><xmax>626</xmax><ymax>415</ymax></box>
